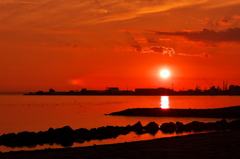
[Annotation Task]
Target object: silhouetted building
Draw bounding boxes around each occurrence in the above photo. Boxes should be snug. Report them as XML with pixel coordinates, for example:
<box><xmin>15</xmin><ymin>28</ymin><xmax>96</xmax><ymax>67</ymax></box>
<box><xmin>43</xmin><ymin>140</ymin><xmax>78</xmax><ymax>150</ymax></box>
<box><xmin>107</xmin><ymin>87</ymin><xmax>119</xmax><ymax>93</ymax></box>
<box><xmin>229</xmin><ymin>85</ymin><xmax>240</xmax><ymax>95</ymax></box>
<box><xmin>135</xmin><ymin>88</ymin><xmax>172</xmax><ymax>95</ymax></box>
<box><xmin>25</xmin><ymin>84</ymin><xmax>240</xmax><ymax>96</ymax></box>
<box><xmin>49</xmin><ymin>89</ymin><xmax>55</xmax><ymax>94</ymax></box>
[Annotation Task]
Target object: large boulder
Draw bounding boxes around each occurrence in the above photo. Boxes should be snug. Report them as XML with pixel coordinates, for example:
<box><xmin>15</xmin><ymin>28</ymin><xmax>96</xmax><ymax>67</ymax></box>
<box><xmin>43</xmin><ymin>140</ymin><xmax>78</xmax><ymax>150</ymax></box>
<box><xmin>53</xmin><ymin>126</ymin><xmax>74</xmax><ymax>147</ymax></box>
<box><xmin>215</xmin><ymin>119</ymin><xmax>228</xmax><ymax>130</ymax></box>
<box><xmin>176</xmin><ymin>121</ymin><xmax>184</xmax><ymax>133</ymax></box>
<box><xmin>184</xmin><ymin>121</ymin><xmax>205</xmax><ymax>132</ymax></box>
<box><xmin>0</xmin><ymin>133</ymin><xmax>17</xmax><ymax>147</ymax></box>
<box><xmin>144</xmin><ymin>122</ymin><xmax>159</xmax><ymax>134</ymax></box>
<box><xmin>160</xmin><ymin>122</ymin><xmax>176</xmax><ymax>133</ymax></box>
<box><xmin>72</xmin><ymin>128</ymin><xmax>91</xmax><ymax>140</ymax></box>
<box><xmin>16</xmin><ymin>131</ymin><xmax>37</xmax><ymax>147</ymax></box>
<box><xmin>229</xmin><ymin>120</ymin><xmax>240</xmax><ymax>130</ymax></box>
<box><xmin>131</xmin><ymin>121</ymin><xmax>143</xmax><ymax>132</ymax></box>
<box><xmin>204</xmin><ymin>122</ymin><xmax>216</xmax><ymax>131</ymax></box>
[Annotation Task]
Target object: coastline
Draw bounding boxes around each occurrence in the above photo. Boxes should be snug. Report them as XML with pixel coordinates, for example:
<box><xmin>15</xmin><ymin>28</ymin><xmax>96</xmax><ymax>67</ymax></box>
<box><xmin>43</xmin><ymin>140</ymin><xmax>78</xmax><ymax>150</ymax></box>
<box><xmin>1</xmin><ymin>119</ymin><xmax>238</xmax><ymax>150</ymax></box>
<box><xmin>1</xmin><ymin>130</ymin><xmax>240</xmax><ymax>159</ymax></box>
<box><xmin>108</xmin><ymin>106</ymin><xmax>240</xmax><ymax>118</ymax></box>
<box><xmin>25</xmin><ymin>85</ymin><xmax>240</xmax><ymax>96</ymax></box>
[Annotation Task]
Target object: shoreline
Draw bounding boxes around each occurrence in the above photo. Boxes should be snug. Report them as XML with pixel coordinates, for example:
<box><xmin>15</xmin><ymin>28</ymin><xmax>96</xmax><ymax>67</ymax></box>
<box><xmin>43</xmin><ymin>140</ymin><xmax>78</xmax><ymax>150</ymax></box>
<box><xmin>108</xmin><ymin>106</ymin><xmax>240</xmax><ymax>118</ymax></box>
<box><xmin>1</xmin><ymin>130</ymin><xmax>240</xmax><ymax>158</ymax></box>
<box><xmin>1</xmin><ymin>119</ymin><xmax>238</xmax><ymax>150</ymax></box>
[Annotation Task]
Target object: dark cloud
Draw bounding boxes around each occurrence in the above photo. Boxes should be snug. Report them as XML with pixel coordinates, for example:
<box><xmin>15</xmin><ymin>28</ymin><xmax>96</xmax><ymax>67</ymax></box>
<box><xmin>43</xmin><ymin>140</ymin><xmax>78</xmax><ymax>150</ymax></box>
<box><xmin>153</xmin><ymin>28</ymin><xmax>240</xmax><ymax>43</ymax></box>
<box><xmin>147</xmin><ymin>39</ymin><xmax>159</xmax><ymax>43</ymax></box>
<box><xmin>178</xmin><ymin>52</ymin><xmax>212</xmax><ymax>59</ymax></box>
<box><xmin>115</xmin><ymin>45</ymin><xmax>175</xmax><ymax>56</ymax></box>
<box><xmin>133</xmin><ymin>45</ymin><xmax>142</xmax><ymax>52</ymax></box>
<box><xmin>220</xmin><ymin>18</ymin><xmax>232</xmax><ymax>25</ymax></box>
<box><xmin>132</xmin><ymin>45</ymin><xmax>175</xmax><ymax>56</ymax></box>
<box><xmin>115</xmin><ymin>45</ymin><xmax>210</xmax><ymax>58</ymax></box>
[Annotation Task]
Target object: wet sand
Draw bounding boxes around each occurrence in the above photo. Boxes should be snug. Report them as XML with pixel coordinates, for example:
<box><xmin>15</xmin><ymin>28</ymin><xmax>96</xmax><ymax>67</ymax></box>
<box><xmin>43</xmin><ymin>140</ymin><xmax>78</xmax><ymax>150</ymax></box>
<box><xmin>1</xmin><ymin>130</ymin><xmax>240</xmax><ymax>159</ymax></box>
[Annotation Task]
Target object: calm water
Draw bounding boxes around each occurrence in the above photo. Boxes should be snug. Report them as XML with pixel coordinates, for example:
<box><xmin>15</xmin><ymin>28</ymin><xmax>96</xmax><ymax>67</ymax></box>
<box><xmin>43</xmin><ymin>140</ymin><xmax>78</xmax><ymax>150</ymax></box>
<box><xmin>0</xmin><ymin>95</ymin><xmax>240</xmax><ymax>152</ymax></box>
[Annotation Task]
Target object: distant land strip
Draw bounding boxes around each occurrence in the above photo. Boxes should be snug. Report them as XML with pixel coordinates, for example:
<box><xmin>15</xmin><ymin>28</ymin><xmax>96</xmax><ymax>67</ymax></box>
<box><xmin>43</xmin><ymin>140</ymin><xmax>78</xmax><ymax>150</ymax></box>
<box><xmin>24</xmin><ymin>85</ymin><xmax>240</xmax><ymax>96</ymax></box>
<box><xmin>107</xmin><ymin>106</ymin><xmax>240</xmax><ymax>118</ymax></box>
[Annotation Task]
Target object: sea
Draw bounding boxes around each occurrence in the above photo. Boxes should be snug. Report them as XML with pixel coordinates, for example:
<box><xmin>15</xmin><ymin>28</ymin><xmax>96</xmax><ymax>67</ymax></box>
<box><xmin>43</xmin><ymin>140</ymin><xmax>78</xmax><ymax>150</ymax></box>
<box><xmin>0</xmin><ymin>94</ymin><xmax>240</xmax><ymax>152</ymax></box>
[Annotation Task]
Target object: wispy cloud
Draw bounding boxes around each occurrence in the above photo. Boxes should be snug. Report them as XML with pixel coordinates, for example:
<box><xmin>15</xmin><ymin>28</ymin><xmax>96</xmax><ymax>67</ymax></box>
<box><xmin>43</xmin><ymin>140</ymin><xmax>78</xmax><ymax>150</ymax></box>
<box><xmin>178</xmin><ymin>52</ymin><xmax>212</xmax><ymax>58</ymax></box>
<box><xmin>114</xmin><ymin>45</ymin><xmax>212</xmax><ymax>58</ymax></box>
<box><xmin>0</xmin><ymin>0</ymin><xmax>209</xmax><ymax>29</ymax></box>
<box><xmin>233</xmin><ymin>15</ymin><xmax>240</xmax><ymax>19</ymax></box>
<box><xmin>152</xmin><ymin>28</ymin><xmax>240</xmax><ymax>43</ymax></box>
<box><xmin>1</xmin><ymin>0</ymin><xmax>240</xmax><ymax>29</ymax></box>
<box><xmin>116</xmin><ymin>28</ymin><xmax>217</xmax><ymax>58</ymax></box>
<box><xmin>219</xmin><ymin>18</ymin><xmax>232</xmax><ymax>25</ymax></box>
<box><xmin>39</xmin><ymin>29</ymin><xmax>96</xmax><ymax>34</ymax></box>
<box><xmin>202</xmin><ymin>0</ymin><xmax>240</xmax><ymax>9</ymax></box>
<box><xmin>115</xmin><ymin>45</ymin><xmax>175</xmax><ymax>56</ymax></box>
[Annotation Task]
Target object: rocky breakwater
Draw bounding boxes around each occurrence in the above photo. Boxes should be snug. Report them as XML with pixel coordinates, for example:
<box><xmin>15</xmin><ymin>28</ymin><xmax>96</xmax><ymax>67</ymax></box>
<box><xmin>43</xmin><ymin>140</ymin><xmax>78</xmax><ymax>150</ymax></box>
<box><xmin>0</xmin><ymin>122</ymin><xmax>159</xmax><ymax>148</ymax></box>
<box><xmin>1</xmin><ymin>119</ymin><xmax>240</xmax><ymax>149</ymax></box>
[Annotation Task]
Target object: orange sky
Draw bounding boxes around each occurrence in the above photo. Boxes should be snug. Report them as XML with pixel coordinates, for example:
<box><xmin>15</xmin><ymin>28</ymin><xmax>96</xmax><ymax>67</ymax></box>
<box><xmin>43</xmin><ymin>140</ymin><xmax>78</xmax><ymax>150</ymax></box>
<box><xmin>1</xmin><ymin>0</ymin><xmax>240</xmax><ymax>92</ymax></box>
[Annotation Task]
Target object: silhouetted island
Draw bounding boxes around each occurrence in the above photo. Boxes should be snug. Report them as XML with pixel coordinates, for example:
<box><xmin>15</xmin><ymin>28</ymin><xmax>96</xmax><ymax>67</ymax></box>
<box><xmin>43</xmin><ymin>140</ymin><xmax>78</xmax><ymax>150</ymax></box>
<box><xmin>25</xmin><ymin>84</ymin><xmax>240</xmax><ymax>96</ymax></box>
<box><xmin>108</xmin><ymin>106</ymin><xmax>240</xmax><ymax>118</ymax></box>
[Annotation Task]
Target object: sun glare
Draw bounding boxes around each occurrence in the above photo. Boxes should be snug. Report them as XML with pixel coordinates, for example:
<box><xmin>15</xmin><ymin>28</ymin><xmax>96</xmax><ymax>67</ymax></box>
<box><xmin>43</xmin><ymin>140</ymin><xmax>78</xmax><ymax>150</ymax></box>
<box><xmin>160</xmin><ymin>96</ymin><xmax>169</xmax><ymax>109</ymax></box>
<box><xmin>160</xmin><ymin>69</ymin><xmax>170</xmax><ymax>78</ymax></box>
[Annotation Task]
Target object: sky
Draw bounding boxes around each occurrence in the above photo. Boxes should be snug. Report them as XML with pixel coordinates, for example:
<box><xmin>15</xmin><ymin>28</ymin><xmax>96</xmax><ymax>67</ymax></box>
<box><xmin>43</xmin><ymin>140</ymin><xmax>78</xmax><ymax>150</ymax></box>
<box><xmin>1</xmin><ymin>0</ymin><xmax>240</xmax><ymax>92</ymax></box>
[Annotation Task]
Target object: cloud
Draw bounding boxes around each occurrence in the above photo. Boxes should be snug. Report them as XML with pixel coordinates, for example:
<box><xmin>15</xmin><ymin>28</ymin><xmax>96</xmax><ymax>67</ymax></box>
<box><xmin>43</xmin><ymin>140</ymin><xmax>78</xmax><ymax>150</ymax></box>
<box><xmin>54</xmin><ymin>43</ymin><xmax>99</xmax><ymax>51</ymax></box>
<box><xmin>152</xmin><ymin>28</ymin><xmax>240</xmax><ymax>43</ymax></box>
<box><xmin>233</xmin><ymin>15</ymin><xmax>240</xmax><ymax>19</ymax></box>
<box><xmin>0</xmin><ymin>0</ymin><xmax>208</xmax><ymax>28</ymax></box>
<box><xmin>117</xmin><ymin>29</ymin><xmax>215</xmax><ymax>58</ymax></box>
<box><xmin>135</xmin><ymin>45</ymin><xmax>176</xmax><ymax>56</ymax></box>
<box><xmin>134</xmin><ymin>38</ymin><xmax>148</xmax><ymax>44</ymax></box>
<box><xmin>219</xmin><ymin>18</ymin><xmax>232</xmax><ymax>25</ymax></box>
<box><xmin>178</xmin><ymin>52</ymin><xmax>212</xmax><ymax>58</ymax></box>
<box><xmin>114</xmin><ymin>45</ymin><xmax>175</xmax><ymax>56</ymax></box>
<box><xmin>40</xmin><ymin>29</ymin><xmax>96</xmax><ymax>34</ymax></box>
<box><xmin>0</xmin><ymin>0</ymin><xmax>239</xmax><ymax>30</ymax></box>
<box><xmin>203</xmin><ymin>0</ymin><xmax>240</xmax><ymax>9</ymax></box>
<box><xmin>114</xmin><ymin>45</ymin><xmax>212</xmax><ymax>58</ymax></box>
<box><xmin>119</xmin><ymin>30</ymin><xmax>148</xmax><ymax>34</ymax></box>
<box><xmin>212</xmin><ymin>17</ymin><xmax>235</xmax><ymax>26</ymax></box>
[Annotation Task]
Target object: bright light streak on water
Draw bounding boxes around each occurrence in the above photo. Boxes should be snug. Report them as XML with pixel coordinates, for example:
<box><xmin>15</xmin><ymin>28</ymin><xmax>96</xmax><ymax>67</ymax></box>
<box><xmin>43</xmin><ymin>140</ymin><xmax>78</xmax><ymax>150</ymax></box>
<box><xmin>160</xmin><ymin>96</ymin><xmax>169</xmax><ymax>109</ymax></box>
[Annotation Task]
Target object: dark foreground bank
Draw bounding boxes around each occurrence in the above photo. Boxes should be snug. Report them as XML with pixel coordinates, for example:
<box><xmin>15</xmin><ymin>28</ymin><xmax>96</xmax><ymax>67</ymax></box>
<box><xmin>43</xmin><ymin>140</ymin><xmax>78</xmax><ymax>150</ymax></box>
<box><xmin>1</xmin><ymin>130</ymin><xmax>240</xmax><ymax>159</ymax></box>
<box><xmin>108</xmin><ymin>106</ymin><xmax>240</xmax><ymax>118</ymax></box>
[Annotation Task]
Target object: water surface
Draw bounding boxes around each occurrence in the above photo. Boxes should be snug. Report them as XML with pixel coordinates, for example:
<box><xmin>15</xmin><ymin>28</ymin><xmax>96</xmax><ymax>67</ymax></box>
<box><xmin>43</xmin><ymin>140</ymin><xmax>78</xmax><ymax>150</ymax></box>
<box><xmin>0</xmin><ymin>95</ymin><xmax>240</xmax><ymax>152</ymax></box>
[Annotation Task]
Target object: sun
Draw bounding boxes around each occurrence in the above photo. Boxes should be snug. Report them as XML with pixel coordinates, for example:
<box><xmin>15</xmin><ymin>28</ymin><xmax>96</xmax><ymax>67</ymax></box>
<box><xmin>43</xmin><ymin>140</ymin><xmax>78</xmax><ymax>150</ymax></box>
<box><xmin>160</xmin><ymin>69</ymin><xmax>170</xmax><ymax>78</ymax></box>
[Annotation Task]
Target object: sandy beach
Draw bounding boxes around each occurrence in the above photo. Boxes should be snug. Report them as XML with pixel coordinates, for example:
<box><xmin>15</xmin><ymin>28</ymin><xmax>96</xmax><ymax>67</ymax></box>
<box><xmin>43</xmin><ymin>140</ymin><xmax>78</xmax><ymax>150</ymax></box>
<box><xmin>1</xmin><ymin>130</ymin><xmax>240</xmax><ymax>159</ymax></box>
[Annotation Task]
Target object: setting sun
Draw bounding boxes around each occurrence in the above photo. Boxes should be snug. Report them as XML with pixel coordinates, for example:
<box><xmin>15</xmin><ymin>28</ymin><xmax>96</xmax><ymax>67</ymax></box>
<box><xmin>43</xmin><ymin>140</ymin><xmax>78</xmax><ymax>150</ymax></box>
<box><xmin>160</xmin><ymin>69</ymin><xmax>170</xmax><ymax>78</ymax></box>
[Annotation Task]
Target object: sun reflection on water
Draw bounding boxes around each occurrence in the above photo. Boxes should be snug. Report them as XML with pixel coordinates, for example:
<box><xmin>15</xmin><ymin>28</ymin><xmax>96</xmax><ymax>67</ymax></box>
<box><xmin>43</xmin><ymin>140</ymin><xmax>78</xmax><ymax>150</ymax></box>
<box><xmin>160</xmin><ymin>96</ymin><xmax>169</xmax><ymax>109</ymax></box>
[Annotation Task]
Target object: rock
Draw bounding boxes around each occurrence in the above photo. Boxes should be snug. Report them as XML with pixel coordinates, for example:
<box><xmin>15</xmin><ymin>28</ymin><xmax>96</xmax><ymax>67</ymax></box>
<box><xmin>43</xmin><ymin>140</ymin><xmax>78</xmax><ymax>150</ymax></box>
<box><xmin>160</xmin><ymin>122</ymin><xmax>176</xmax><ymax>133</ymax></box>
<box><xmin>229</xmin><ymin>120</ymin><xmax>240</xmax><ymax>130</ymax></box>
<box><xmin>0</xmin><ymin>133</ymin><xmax>17</xmax><ymax>147</ymax></box>
<box><xmin>53</xmin><ymin>126</ymin><xmax>74</xmax><ymax>147</ymax></box>
<box><xmin>16</xmin><ymin>131</ymin><xmax>37</xmax><ymax>147</ymax></box>
<box><xmin>144</xmin><ymin>122</ymin><xmax>159</xmax><ymax>134</ymax></box>
<box><xmin>184</xmin><ymin>121</ymin><xmax>205</xmax><ymax>132</ymax></box>
<box><xmin>215</xmin><ymin>119</ymin><xmax>228</xmax><ymax>130</ymax></box>
<box><xmin>131</xmin><ymin>121</ymin><xmax>143</xmax><ymax>132</ymax></box>
<box><xmin>175</xmin><ymin>121</ymin><xmax>184</xmax><ymax>132</ymax></box>
<box><xmin>72</xmin><ymin>128</ymin><xmax>91</xmax><ymax>140</ymax></box>
<box><xmin>204</xmin><ymin>122</ymin><xmax>216</xmax><ymax>131</ymax></box>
